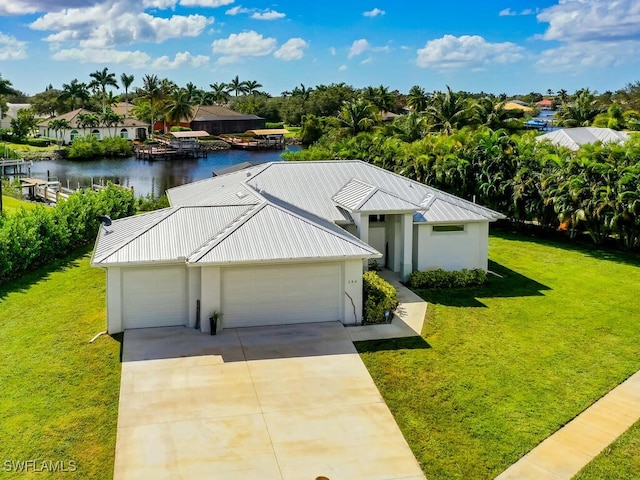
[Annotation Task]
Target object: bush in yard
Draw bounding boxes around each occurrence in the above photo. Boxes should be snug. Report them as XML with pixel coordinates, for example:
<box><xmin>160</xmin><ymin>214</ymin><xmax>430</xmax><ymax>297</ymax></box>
<box><xmin>0</xmin><ymin>184</ymin><xmax>135</xmax><ymax>283</ymax></box>
<box><xmin>101</xmin><ymin>136</ymin><xmax>133</xmax><ymax>157</ymax></box>
<box><xmin>408</xmin><ymin>268</ymin><xmax>487</xmax><ymax>289</ymax></box>
<box><xmin>265</xmin><ymin>122</ymin><xmax>284</xmax><ymax>129</ymax></box>
<box><xmin>363</xmin><ymin>271</ymin><xmax>398</xmax><ymax>324</ymax></box>
<box><xmin>68</xmin><ymin>135</ymin><xmax>101</xmax><ymax>159</ymax></box>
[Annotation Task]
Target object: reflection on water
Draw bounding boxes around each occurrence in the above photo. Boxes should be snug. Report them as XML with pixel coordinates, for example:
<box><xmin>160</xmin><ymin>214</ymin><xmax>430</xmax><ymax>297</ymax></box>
<box><xmin>28</xmin><ymin>147</ymin><xmax>299</xmax><ymax>197</ymax></box>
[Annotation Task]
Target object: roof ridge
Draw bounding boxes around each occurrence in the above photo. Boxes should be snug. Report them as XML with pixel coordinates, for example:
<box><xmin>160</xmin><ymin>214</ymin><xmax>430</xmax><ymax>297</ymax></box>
<box><xmin>187</xmin><ymin>202</ymin><xmax>265</xmax><ymax>263</ymax></box>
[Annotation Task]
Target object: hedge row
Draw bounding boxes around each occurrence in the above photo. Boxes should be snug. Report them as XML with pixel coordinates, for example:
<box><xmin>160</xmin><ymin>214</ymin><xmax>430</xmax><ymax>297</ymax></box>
<box><xmin>68</xmin><ymin>135</ymin><xmax>133</xmax><ymax>159</ymax></box>
<box><xmin>363</xmin><ymin>271</ymin><xmax>398</xmax><ymax>324</ymax></box>
<box><xmin>0</xmin><ymin>185</ymin><xmax>135</xmax><ymax>283</ymax></box>
<box><xmin>408</xmin><ymin>268</ymin><xmax>487</xmax><ymax>289</ymax></box>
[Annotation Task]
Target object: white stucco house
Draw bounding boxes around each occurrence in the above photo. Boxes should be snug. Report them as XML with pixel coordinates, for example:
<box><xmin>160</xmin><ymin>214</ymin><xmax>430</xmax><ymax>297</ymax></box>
<box><xmin>92</xmin><ymin>160</ymin><xmax>503</xmax><ymax>334</ymax></box>
<box><xmin>38</xmin><ymin>108</ymin><xmax>149</xmax><ymax>144</ymax></box>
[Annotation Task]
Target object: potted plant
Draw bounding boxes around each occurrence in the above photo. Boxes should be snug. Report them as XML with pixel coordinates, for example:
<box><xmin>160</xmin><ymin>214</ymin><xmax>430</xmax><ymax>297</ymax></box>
<box><xmin>208</xmin><ymin>311</ymin><xmax>222</xmax><ymax>335</ymax></box>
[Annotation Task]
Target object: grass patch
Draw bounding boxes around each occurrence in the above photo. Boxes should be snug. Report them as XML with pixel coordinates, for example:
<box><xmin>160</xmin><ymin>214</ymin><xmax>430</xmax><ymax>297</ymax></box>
<box><xmin>0</xmin><ymin>247</ymin><xmax>120</xmax><ymax>479</ymax></box>
<box><xmin>2</xmin><ymin>196</ymin><xmax>39</xmax><ymax>215</ymax></box>
<box><xmin>284</xmin><ymin>125</ymin><xmax>301</xmax><ymax>137</ymax></box>
<box><xmin>1</xmin><ymin>141</ymin><xmax>58</xmax><ymax>152</ymax></box>
<box><xmin>575</xmin><ymin>418</ymin><xmax>640</xmax><ymax>479</ymax></box>
<box><xmin>357</xmin><ymin>231</ymin><xmax>640</xmax><ymax>479</ymax></box>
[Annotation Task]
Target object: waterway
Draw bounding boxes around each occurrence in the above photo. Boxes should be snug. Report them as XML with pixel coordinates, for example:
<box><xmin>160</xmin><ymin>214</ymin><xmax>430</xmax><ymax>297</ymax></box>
<box><xmin>28</xmin><ymin>147</ymin><xmax>300</xmax><ymax>197</ymax></box>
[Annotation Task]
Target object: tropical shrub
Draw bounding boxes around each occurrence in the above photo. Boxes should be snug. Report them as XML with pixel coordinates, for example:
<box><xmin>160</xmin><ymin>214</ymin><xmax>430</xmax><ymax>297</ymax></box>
<box><xmin>0</xmin><ymin>184</ymin><xmax>135</xmax><ymax>283</ymax></box>
<box><xmin>101</xmin><ymin>136</ymin><xmax>133</xmax><ymax>157</ymax></box>
<box><xmin>408</xmin><ymin>268</ymin><xmax>487</xmax><ymax>289</ymax></box>
<box><xmin>265</xmin><ymin>122</ymin><xmax>284</xmax><ymax>129</ymax></box>
<box><xmin>68</xmin><ymin>135</ymin><xmax>101</xmax><ymax>159</ymax></box>
<box><xmin>363</xmin><ymin>271</ymin><xmax>398</xmax><ymax>324</ymax></box>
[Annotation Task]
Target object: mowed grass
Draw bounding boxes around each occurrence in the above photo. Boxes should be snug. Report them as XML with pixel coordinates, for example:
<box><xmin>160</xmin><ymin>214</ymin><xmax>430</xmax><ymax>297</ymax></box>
<box><xmin>0</xmin><ymin>247</ymin><xmax>121</xmax><ymax>479</ymax></box>
<box><xmin>1</xmin><ymin>195</ymin><xmax>38</xmax><ymax>214</ymax></box>
<box><xmin>357</xmin><ymin>231</ymin><xmax>640</xmax><ymax>479</ymax></box>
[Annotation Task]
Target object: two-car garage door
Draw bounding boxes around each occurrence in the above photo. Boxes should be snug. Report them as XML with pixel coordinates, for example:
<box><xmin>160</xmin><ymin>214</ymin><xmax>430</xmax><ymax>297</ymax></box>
<box><xmin>222</xmin><ymin>263</ymin><xmax>342</xmax><ymax>328</ymax></box>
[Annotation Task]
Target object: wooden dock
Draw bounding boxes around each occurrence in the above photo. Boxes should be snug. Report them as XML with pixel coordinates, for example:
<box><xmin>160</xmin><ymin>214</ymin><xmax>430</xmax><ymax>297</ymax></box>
<box><xmin>135</xmin><ymin>142</ymin><xmax>207</xmax><ymax>160</ymax></box>
<box><xmin>21</xmin><ymin>177</ymin><xmax>132</xmax><ymax>204</ymax></box>
<box><xmin>1</xmin><ymin>158</ymin><xmax>33</xmax><ymax>177</ymax></box>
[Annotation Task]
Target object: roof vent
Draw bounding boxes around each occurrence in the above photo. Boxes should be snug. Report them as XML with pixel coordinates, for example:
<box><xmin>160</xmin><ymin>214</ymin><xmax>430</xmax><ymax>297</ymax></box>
<box><xmin>236</xmin><ymin>191</ymin><xmax>247</xmax><ymax>199</ymax></box>
<box><xmin>246</xmin><ymin>171</ymin><xmax>252</xmax><ymax>177</ymax></box>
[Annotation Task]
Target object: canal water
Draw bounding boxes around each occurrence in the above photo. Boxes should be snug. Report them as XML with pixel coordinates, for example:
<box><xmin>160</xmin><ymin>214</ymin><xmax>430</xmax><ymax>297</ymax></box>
<box><xmin>28</xmin><ymin>147</ymin><xmax>300</xmax><ymax>197</ymax></box>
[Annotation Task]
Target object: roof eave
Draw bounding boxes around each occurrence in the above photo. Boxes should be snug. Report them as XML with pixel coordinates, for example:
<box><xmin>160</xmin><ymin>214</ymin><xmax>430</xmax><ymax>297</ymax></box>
<box><xmin>187</xmin><ymin>252</ymin><xmax>381</xmax><ymax>267</ymax></box>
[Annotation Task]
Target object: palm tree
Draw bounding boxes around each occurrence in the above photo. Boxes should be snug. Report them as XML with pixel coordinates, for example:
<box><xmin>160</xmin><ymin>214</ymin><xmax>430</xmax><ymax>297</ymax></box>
<box><xmin>77</xmin><ymin>112</ymin><xmax>100</xmax><ymax>136</ymax></box>
<box><xmin>426</xmin><ymin>86</ymin><xmax>471</xmax><ymax>134</ymax></box>
<box><xmin>556</xmin><ymin>89</ymin><xmax>569</xmax><ymax>106</ymax></box>
<box><xmin>209</xmin><ymin>82</ymin><xmax>230</xmax><ymax>104</ymax></box>
<box><xmin>59</xmin><ymin>79</ymin><xmax>90</xmax><ymax>110</ymax></box>
<box><xmin>137</xmin><ymin>74</ymin><xmax>166</xmax><ymax>136</ymax></box>
<box><xmin>472</xmin><ymin>97</ymin><xmax>516</xmax><ymax>130</ymax></box>
<box><xmin>556</xmin><ymin>88</ymin><xmax>603</xmax><ymax>127</ymax></box>
<box><xmin>291</xmin><ymin>83</ymin><xmax>313</xmax><ymax>102</ymax></box>
<box><xmin>337</xmin><ymin>99</ymin><xmax>376</xmax><ymax>135</ymax></box>
<box><xmin>89</xmin><ymin>67</ymin><xmax>119</xmax><ymax>113</ymax></box>
<box><xmin>228</xmin><ymin>75</ymin><xmax>248</xmax><ymax>96</ymax></box>
<box><xmin>166</xmin><ymin>90</ymin><xmax>194</xmax><ymax>125</ymax></box>
<box><xmin>406</xmin><ymin>85</ymin><xmax>428</xmax><ymax>112</ymax></box>
<box><xmin>0</xmin><ymin>73</ymin><xmax>16</xmax><ymax>97</ymax></box>
<box><xmin>244</xmin><ymin>80</ymin><xmax>263</xmax><ymax>95</ymax></box>
<box><xmin>120</xmin><ymin>73</ymin><xmax>135</xmax><ymax>118</ymax></box>
<box><xmin>100</xmin><ymin>109</ymin><xmax>124</xmax><ymax>137</ymax></box>
<box><xmin>48</xmin><ymin>118</ymin><xmax>71</xmax><ymax>146</ymax></box>
<box><xmin>361</xmin><ymin>85</ymin><xmax>397</xmax><ymax>113</ymax></box>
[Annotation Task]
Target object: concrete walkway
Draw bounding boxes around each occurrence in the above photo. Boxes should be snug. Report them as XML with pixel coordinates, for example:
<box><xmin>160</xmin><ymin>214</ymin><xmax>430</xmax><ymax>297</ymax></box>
<box><xmin>347</xmin><ymin>270</ymin><xmax>427</xmax><ymax>342</ymax></box>
<box><xmin>115</xmin><ymin>322</ymin><xmax>426</xmax><ymax>480</ymax></box>
<box><xmin>497</xmin><ymin>370</ymin><xmax>640</xmax><ymax>479</ymax></box>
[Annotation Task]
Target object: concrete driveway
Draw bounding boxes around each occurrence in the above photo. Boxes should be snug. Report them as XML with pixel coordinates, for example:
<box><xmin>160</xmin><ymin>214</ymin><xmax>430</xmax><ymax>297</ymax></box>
<box><xmin>115</xmin><ymin>322</ymin><xmax>425</xmax><ymax>480</ymax></box>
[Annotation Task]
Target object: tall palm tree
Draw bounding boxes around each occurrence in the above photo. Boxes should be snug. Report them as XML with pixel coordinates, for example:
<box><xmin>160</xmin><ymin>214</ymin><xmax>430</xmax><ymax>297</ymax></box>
<box><xmin>228</xmin><ymin>75</ymin><xmax>248</xmax><ymax>96</ymax></box>
<box><xmin>100</xmin><ymin>109</ymin><xmax>124</xmax><ymax>137</ymax></box>
<box><xmin>120</xmin><ymin>73</ymin><xmax>135</xmax><ymax>118</ymax></box>
<box><xmin>166</xmin><ymin>90</ymin><xmax>194</xmax><ymax>125</ymax></box>
<box><xmin>59</xmin><ymin>79</ymin><xmax>90</xmax><ymax>110</ymax></box>
<box><xmin>426</xmin><ymin>86</ymin><xmax>471</xmax><ymax>134</ymax></box>
<box><xmin>406</xmin><ymin>85</ymin><xmax>428</xmax><ymax>112</ymax></box>
<box><xmin>77</xmin><ymin>112</ymin><xmax>100</xmax><ymax>136</ymax></box>
<box><xmin>244</xmin><ymin>80</ymin><xmax>263</xmax><ymax>95</ymax></box>
<box><xmin>337</xmin><ymin>99</ymin><xmax>376</xmax><ymax>135</ymax></box>
<box><xmin>556</xmin><ymin>88</ymin><xmax>603</xmax><ymax>127</ymax></box>
<box><xmin>137</xmin><ymin>74</ymin><xmax>166</xmax><ymax>136</ymax></box>
<box><xmin>291</xmin><ymin>83</ymin><xmax>313</xmax><ymax>102</ymax></box>
<box><xmin>361</xmin><ymin>85</ymin><xmax>396</xmax><ymax>113</ymax></box>
<box><xmin>209</xmin><ymin>82</ymin><xmax>230</xmax><ymax>104</ymax></box>
<box><xmin>48</xmin><ymin>118</ymin><xmax>71</xmax><ymax>146</ymax></box>
<box><xmin>89</xmin><ymin>67</ymin><xmax>119</xmax><ymax>113</ymax></box>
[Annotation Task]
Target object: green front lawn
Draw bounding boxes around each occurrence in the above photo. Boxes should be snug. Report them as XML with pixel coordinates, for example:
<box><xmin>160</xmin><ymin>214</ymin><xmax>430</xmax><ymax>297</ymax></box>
<box><xmin>2</xmin><ymin>195</ymin><xmax>38</xmax><ymax>215</ymax></box>
<box><xmin>0</xmin><ymin>248</ymin><xmax>120</xmax><ymax>479</ymax></box>
<box><xmin>357</xmin><ymin>231</ymin><xmax>640</xmax><ymax>479</ymax></box>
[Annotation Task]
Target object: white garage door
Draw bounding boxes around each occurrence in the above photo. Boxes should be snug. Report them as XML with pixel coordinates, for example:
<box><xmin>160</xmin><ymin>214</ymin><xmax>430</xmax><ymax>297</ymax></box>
<box><xmin>122</xmin><ymin>267</ymin><xmax>187</xmax><ymax>329</ymax></box>
<box><xmin>222</xmin><ymin>263</ymin><xmax>342</xmax><ymax>328</ymax></box>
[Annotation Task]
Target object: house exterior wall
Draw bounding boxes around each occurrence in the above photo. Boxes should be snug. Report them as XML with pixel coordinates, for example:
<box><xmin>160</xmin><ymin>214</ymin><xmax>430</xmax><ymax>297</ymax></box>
<box><xmin>39</xmin><ymin>126</ymin><xmax>144</xmax><ymax>144</ymax></box>
<box><xmin>199</xmin><ymin>266</ymin><xmax>222</xmax><ymax>333</ymax></box>
<box><xmin>191</xmin><ymin>118</ymin><xmax>265</xmax><ymax>135</ymax></box>
<box><xmin>414</xmin><ymin>222</ymin><xmax>489</xmax><ymax>271</ymax></box>
<box><xmin>106</xmin><ymin>267</ymin><xmax>123</xmax><ymax>334</ymax></box>
<box><xmin>344</xmin><ymin>259</ymin><xmax>364</xmax><ymax>325</ymax></box>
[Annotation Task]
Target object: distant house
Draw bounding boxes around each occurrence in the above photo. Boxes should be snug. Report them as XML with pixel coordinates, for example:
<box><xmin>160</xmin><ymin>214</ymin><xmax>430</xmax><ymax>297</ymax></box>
<box><xmin>537</xmin><ymin>127</ymin><xmax>630</xmax><ymax>151</ymax></box>
<box><xmin>0</xmin><ymin>103</ymin><xmax>31</xmax><ymax>129</ymax></box>
<box><xmin>152</xmin><ymin>104</ymin><xmax>265</xmax><ymax>135</ymax></box>
<box><xmin>38</xmin><ymin>108</ymin><xmax>149</xmax><ymax>144</ymax></box>
<box><xmin>536</xmin><ymin>99</ymin><xmax>554</xmax><ymax>110</ymax></box>
<box><xmin>503</xmin><ymin>102</ymin><xmax>533</xmax><ymax>112</ymax></box>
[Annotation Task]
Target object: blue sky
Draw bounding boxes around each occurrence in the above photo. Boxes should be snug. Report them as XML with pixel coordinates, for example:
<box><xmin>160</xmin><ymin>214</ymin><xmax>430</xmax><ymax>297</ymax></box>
<box><xmin>0</xmin><ymin>0</ymin><xmax>638</xmax><ymax>96</ymax></box>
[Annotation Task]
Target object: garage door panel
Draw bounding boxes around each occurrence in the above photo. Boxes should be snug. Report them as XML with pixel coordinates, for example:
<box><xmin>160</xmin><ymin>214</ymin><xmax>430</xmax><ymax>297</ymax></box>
<box><xmin>123</xmin><ymin>267</ymin><xmax>187</xmax><ymax>329</ymax></box>
<box><xmin>222</xmin><ymin>263</ymin><xmax>341</xmax><ymax>328</ymax></box>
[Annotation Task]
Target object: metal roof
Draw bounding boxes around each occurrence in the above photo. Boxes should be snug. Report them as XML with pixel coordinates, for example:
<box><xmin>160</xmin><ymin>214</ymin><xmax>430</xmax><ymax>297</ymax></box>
<box><xmin>170</xmin><ymin>130</ymin><xmax>209</xmax><ymax>138</ymax></box>
<box><xmin>332</xmin><ymin>178</ymin><xmax>422</xmax><ymax>213</ymax></box>
<box><xmin>189</xmin><ymin>202</ymin><xmax>380</xmax><ymax>265</ymax></box>
<box><xmin>245</xmin><ymin>129</ymin><xmax>289</xmax><ymax>136</ymax></box>
<box><xmin>537</xmin><ymin>127</ymin><xmax>630</xmax><ymax>151</ymax></box>
<box><xmin>332</xmin><ymin>179</ymin><xmax>376</xmax><ymax>210</ymax></box>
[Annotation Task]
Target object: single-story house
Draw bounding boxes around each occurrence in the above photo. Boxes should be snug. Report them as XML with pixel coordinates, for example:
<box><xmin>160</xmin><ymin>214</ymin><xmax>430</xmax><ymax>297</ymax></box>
<box><xmin>0</xmin><ymin>103</ymin><xmax>32</xmax><ymax>129</ymax></box>
<box><xmin>537</xmin><ymin>127</ymin><xmax>630</xmax><ymax>151</ymax></box>
<box><xmin>92</xmin><ymin>160</ymin><xmax>503</xmax><ymax>334</ymax></box>
<box><xmin>503</xmin><ymin>102</ymin><xmax>533</xmax><ymax>112</ymax></box>
<box><xmin>536</xmin><ymin>99</ymin><xmax>554</xmax><ymax>110</ymax></box>
<box><xmin>189</xmin><ymin>104</ymin><xmax>265</xmax><ymax>135</ymax></box>
<box><xmin>38</xmin><ymin>108</ymin><xmax>149</xmax><ymax>144</ymax></box>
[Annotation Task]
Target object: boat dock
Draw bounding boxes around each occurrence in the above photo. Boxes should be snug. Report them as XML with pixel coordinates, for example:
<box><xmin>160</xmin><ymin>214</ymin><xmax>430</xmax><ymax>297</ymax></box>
<box><xmin>222</xmin><ymin>129</ymin><xmax>289</xmax><ymax>150</ymax></box>
<box><xmin>20</xmin><ymin>177</ymin><xmax>133</xmax><ymax>204</ymax></box>
<box><xmin>0</xmin><ymin>158</ymin><xmax>33</xmax><ymax>177</ymax></box>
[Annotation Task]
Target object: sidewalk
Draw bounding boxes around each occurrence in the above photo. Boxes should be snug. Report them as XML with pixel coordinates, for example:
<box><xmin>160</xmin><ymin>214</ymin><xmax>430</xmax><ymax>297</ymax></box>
<box><xmin>346</xmin><ymin>269</ymin><xmax>427</xmax><ymax>342</ymax></box>
<box><xmin>496</xmin><ymin>370</ymin><xmax>640</xmax><ymax>479</ymax></box>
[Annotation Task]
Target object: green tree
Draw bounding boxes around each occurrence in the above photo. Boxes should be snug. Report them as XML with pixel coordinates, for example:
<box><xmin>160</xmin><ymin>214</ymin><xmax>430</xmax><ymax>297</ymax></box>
<box><xmin>10</xmin><ymin>108</ymin><xmax>37</xmax><ymax>139</ymax></box>
<box><xmin>337</xmin><ymin>99</ymin><xmax>376</xmax><ymax>135</ymax></box>
<box><xmin>228</xmin><ymin>75</ymin><xmax>248</xmax><ymax>96</ymax></box>
<box><xmin>426</xmin><ymin>86</ymin><xmax>471</xmax><ymax>134</ymax></box>
<box><xmin>209</xmin><ymin>82</ymin><xmax>230</xmax><ymax>104</ymax></box>
<box><xmin>48</xmin><ymin>118</ymin><xmax>71</xmax><ymax>146</ymax></box>
<box><xmin>165</xmin><ymin>90</ymin><xmax>194</xmax><ymax>124</ymax></box>
<box><xmin>29</xmin><ymin>88</ymin><xmax>64</xmax><ymax>117</ymax></box>
<box><xmin>77</xmin><ymin>112</ymin><xmax>100</xmax><ymax>136</ymax></box>
<box><xmin>244</xmin><ymin>80</ymin><xmax>263</xmax><ymax>95</ymax></box>
<box><xmin>100</xmin><ymin>109</ymin><xmax>124</xmax><ymax>137</ymax></box>
<box><xmin>136</xmin><ymin>74</ymin><xmax>166</xmax><ymax>135</ymax></box>
<box><xmin>120</xmin><ymin>73</ymin><xmax>135</xmax><ymax>118</ymax></box>
<box><xmin>556</xmin><ymin>88</ymin><xmax>603</xmax><ymax>127</ymax></box>
<box><xmin>89</xmin><ymin>67</ymin><xmax>119</xmax><ymax>113</ymax></box>
<box><xmin>406</xmin><ymin>85</ymin><xmax>429</xmax><ymax>112</ymax></box>
<box><xmin>59</xmin><ymin>79</ymin><xmax>90</xmax><ymax>111</ymax></box>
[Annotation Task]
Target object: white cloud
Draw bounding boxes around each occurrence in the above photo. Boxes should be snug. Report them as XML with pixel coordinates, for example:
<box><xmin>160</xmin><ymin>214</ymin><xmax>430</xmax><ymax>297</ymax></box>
<box><xmin>339</xmin><ymin>64</ymin><xmax>347</xmax><ymax>71</ymax></box>
<box><xmin>30</xmin><ymin>2</ymin><xmax>213</xmax><ymax>48</ymax></box>
<box><xmin>52</xmin><ymin>48</ymin><xmax>151</xmax><ymax>66</ymax></box>
<box><xmin>0</xmin><ymin>0</ymin><xmax>83</xmax><ymax>16</ymax></box>
<box><xmin>538</xmin><ymin>0</ymin><xmax>640</xmax><ymax>43</ymax></box>
<box><xmin>363</xmin><ymin>8</ymin><xmax>385</xmax><ymax>17</ymax></box>
<box><xmin>152</xmin><ymin>50</ymin><xmax>209</xmax><ymax>69</ymax></box>
<box><xmin>416</xmin><ymin>34</ymin><xmax>525</xmax><ymax>69</ymax></box>
<box><xmin>180</xmin><ymin>0</ymin><xmax>234</xmax><ymax>6</ymax></box>
<box><xmin>142</xmin><ymin>0</ymin><xmax>178</xmax><ymax>8</ymax></box>
<box><xmin>537</xmin><ymin>40</ymin><xmax>640</xmax><ymax>72</ymax></box>
<box><xmin>251</xmin><ymin>9</ymin><xmax>285</xmax><ymax>20</ymax></box>
<box><xmin>348</xmin><ymin>38</ymin><xmax>370</xmax><ymax>58</ymax></box>
<box><xmin>274</xmin><ymin>37</ymin><xmax>308</xmax><ymax>60</ymax></box>
<box><xmin>329</xmin><ymin>46</ymin><xmax>336</xmax><ymax>55</ymax></box>
<box><xmin>499</xmin><ymin>8</ymin><xmax>516</xmax><ymax>16</ymax></box>
<box><xmin>226</xmin><ymin>5</ymin><xmax>250</xmax><ymax>15</ymax></box>
<box><xmin>211</xmin><ymin>30</ymin><xmax>276</xmax><ymax>63</ymax></box>
<box><xmin>361</xmin><ymin>56</ymin><xmax>373</xmax><ymax>65</ymax></box>
<box><xmin>0</xmin><ymin>32</ymin><xmax>27</xmax><ymax>60</ymax></box>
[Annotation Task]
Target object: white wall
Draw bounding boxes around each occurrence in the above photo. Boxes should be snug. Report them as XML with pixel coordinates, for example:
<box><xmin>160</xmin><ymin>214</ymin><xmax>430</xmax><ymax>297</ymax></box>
<box><xmin>343</xmin><ymin>259</ymin><xmax>364</xmax><ymax>325</ymax></box>
<box><xmin>106</xmin><ymin>267</ymin><xmax>123</xmax><ymax>334</ymax></box>
<box><xmin>414</xmin><ymin>222</ymin><xmax>489</xmax><ymax>271</ymax></box>
<box><xmin>187</xmin><ymin>267</ymin><xmax>201</xmax><ymax>328</ymax></box>
<box><xmin>38</xmin><ymin>126</ymin><xmax>140</xmax><ymax>144</ymax></box>
<box><xmin>199</xmin><ymin>266</ymin><xmax>221</xmax><ymax>333</ymax></box>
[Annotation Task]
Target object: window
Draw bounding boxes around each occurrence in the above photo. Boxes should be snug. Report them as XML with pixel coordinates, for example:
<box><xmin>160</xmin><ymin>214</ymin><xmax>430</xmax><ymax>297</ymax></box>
<box><xmin>432</xmin><ymin>224</ymin><xmax>465</xmax><ymax>233</ymax></box>
<box><xmin>91</xmin><ymin>129</ymin><xmax>100</xmax><ymax>140</ymax></box>
<box><xmin>369</xmin><ymin>214</ymin><xmax>386</xmax><ymax>223</ymax></box>
<box><xmin>70</xmin><ymin>130</ymin><xmax>79</xmax><ymax>141</ymax></box>
<box><xmin>120</xmin><ymin>128</ymin><xmax>128</xmax><ymax>139</ymax></box>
